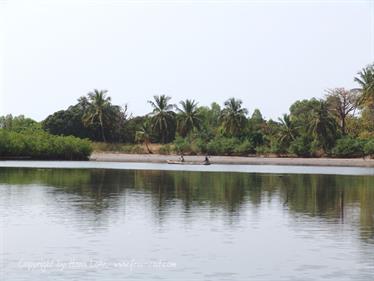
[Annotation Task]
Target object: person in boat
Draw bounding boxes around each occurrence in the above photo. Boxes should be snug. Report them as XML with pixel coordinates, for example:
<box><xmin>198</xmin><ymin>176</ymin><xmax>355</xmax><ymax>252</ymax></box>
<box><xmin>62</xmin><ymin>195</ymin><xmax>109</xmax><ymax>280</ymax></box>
<box><xmin>204</xmin><ymin>154</ymin><xmax>210</xmax><ymax>164</ymax></box>
<box><xmin>179</xmin><ymin>154</ymin><xmax>185</xmax><ymax>162</ymax></box>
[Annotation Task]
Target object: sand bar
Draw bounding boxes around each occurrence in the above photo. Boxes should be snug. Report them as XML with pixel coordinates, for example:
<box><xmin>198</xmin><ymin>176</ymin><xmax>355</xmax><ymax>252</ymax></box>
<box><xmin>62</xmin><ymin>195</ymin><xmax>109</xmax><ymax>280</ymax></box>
<box><xmin>90</xmin><ymin>153</ymin><xmax>374</xmax><ymax>168</ymax></box>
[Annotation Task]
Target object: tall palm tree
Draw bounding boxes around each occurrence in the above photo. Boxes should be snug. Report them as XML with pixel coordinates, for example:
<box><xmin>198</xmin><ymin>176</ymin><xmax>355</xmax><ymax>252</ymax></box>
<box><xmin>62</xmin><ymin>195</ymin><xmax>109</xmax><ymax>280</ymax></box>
<box><xmin>308</xmin><ymin>101</ymin><xmax>338</xmax><ymax>151</ymax></box>
<box><xmin>220</xmin><ymin>98</ymin><xmax>248</xmax><ymax>137</ymax></box>
<box><xmin>148</xmin><ymin>95</ymin><xmax>175</xmax><ymax>143</ymax></box>
<box><xmin>354</xmin><ymin>64</ymin><xmax>374</xmax><ymax>106</ymax></box>
<box><xmin>135</xmin><ymin>120</ymin><xmax>153</xmax><ymax>154</ymax></box>
<box><xmin>82</xmin><ymin>89</ymin><xmax>111</xmax><ymax>142</ymax></box>
<box><xmin>176</xmin><ymin>99</ymin><xmax>201</xmax><ymax>137</ymax></box>
<box><xmin>278</xmin><ymin>114</ymin><xmax>295</xmax><ymax>146</ymax></box>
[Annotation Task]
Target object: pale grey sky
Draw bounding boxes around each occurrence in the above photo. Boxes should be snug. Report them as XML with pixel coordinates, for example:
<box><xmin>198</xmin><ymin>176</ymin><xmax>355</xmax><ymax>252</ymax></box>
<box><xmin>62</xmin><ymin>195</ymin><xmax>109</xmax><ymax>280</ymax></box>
<box><xmin>1</xmin><ymin>0</ymin><xmax>373</xmax><ymax>121</ymax></box>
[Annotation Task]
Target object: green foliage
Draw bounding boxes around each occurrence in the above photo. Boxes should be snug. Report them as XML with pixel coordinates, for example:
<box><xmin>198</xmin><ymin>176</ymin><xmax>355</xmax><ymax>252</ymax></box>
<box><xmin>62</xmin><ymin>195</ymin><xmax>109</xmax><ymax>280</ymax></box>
<box><xmin>0</xmin><ymin>114</ymin><xmax>40</xmax><ymax>132</ymax></box>
<box><xmin>3</xmin><ymin>62</ymin><xmax>373</xmax><ymax>158</ymax></box>
<box><xmin>173</xmin><ymin>136</ymin><xmax>191</xmax><ymax>154</ymax></box>
<box><xmin>176</xmin><ymin>99</ymin><xmax>201</xmax><ymax>137</ymax></box>
<box><xmin>308</xmin><ymin>101</ymin><xmax>339</xmax><ymax>151</ymax></box>
<box><xmin>268</xmin><ymin>139</ymin><xmax>285</xmax><ymax>155</ymax></box>
<box><xmin>123</xmin><ymin>116</ymin><xmax>148</xmax><ymax>143</ymax></box>
<box><xmin>363</xmin><ymin>139</ymin><xmax>374</xmax><ymax>158</ymax></box>
<box><xmin>194</xmin><ymin>138</ymin><xmax>208</xmax><ymax>154</ymax></box>
<box><xmin>206</xmin><ymin>137</ymin><xmax>245</xmax><ymax>156</ymax></box>
<box><xmin>255</xmin><ymin>145</ymin><xmax>272</xmax><ymax>155</ymax></box>
<box><xmin>288</xmin><ymin>137</ymin><xmax>312</xmax><ymax>157</ymax></box>
<box><xmin>248</xmin><ymin>109</ymin><xmax>265</xmax><ymax>132</ymax></box>
<box><xmin>331</xmin><ymin>137</ymin><xmax>365</xmax><ymax>158</ymax></box>
<box><xmin>159</xmin><ymin>144</ymin><xmax>173</xmax><ymax>155</ymax></box>
<box><xmin>287</xmin><ymin>98</ymin><xmax>340</xmax><ymax>154</ymax></box>
<box><xmin>43</xmin><ymin>92</ymin><xmax>127</xmax><ymax>142</ymax></box>
<box><xmin>277</xmin><ymin>114</ymin><xmax>295</xmax><ymax>147</ymax></box>
<box><xmin>289</xmin><ymin>98</ymin><xmax>321</xmax><ymax>136</ymax></box>
<box><xmin>82</xmin><ymin>89</ymin><xmax>111</xmax><ymax>142</ymax></box>
<box><xmin>359</xmin><ymin>107</ymin><xmax>374</xmax><ymax>135</ymax></box>
<box><xmin>197</xmin><ymin>103</ymin><xmax>222</xmax><ymax>140</ymax></box>
<box><xmin>220</xmin><ymin>98</ymin><xmax>248</xmax><ymax>137</ymax></box>
<box><xmin>234</xmin><ymin>139</ymin><xmax>255</xmax><ymax>155</ymax></box>
<box><xmin>135</xmin><ymin>119</ymin><xmax>153</xmax><ymax>153</ymax></box>
<box><xmin>148</xmin><ymin>95</ymin><xmax>176</xmax><ymax>143</ymax></box>
<box><xmin>354</xmin><ymin>63</ymin><xmax>374</xmax><ymax>106</ymax></box>
<box><xmin>0</xmin><ymin>129</ymin><xmax>92</xmax><ymax>160</ymax></box>
<box><xmin>43</xmin><ymin>108</ymin><xmax>91</xmax><ymax>139</ymax></box>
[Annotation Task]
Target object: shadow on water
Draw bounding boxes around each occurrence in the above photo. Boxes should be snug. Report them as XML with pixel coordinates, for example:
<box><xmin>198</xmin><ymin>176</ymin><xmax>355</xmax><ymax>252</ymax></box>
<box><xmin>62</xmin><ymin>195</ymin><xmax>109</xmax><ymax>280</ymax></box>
<box><xmin>0</xmin><ymin>167</ymin><xmax>373</xmax><ymax>242</ymax></box>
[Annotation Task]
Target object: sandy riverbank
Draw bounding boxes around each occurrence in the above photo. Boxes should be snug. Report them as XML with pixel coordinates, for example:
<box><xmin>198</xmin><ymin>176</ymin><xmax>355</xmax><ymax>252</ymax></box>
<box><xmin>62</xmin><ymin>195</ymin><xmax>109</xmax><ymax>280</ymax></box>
<box><xmin>90</xmin><ymin>153</ymin><xmax>374</xmax><ymax>167</ymax></box>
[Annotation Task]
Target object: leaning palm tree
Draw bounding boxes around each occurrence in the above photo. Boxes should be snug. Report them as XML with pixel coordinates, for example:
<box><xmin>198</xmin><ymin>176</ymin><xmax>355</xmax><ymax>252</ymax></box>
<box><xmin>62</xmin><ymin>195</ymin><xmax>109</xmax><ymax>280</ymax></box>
<box><xmin>220</xmin><ymin>98</ymin><xmax>248</xmax><ymax>137</ymax></box>
<box><xmin>135</xmin><ymin>120</ymin><xmax>153</xmax><ymax>154</ymax></box>
<box><xmin>278</xmin><ymin>114</ymin><xmax>295</xmax><ymax>146</ymax></box>
<box><xmin>82</xmin><ymin>89</ymin><xmax>111</xmax><ymax>142</ymax></box>
<box><xmin>148</xmin><ymin>95</ymin><xmax>175</xmax><ymax>143</ymax></box>
<box><xmin>354</xmin><ymin>64</ymin><xmax>374</xmax><ymax>106</ymax></box>
<box><xmin>176</xmin><ymin>99</ymin><xmax>201</xmax><ymax>137</ymax></box>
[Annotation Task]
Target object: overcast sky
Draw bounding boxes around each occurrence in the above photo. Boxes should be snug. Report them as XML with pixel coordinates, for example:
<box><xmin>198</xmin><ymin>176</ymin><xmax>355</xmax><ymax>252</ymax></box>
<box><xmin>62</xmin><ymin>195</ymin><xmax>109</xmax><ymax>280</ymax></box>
<box><xmin>1</xmin><ymin>0</ymin><xmax>373</xmax><ymax>121</ymax></box>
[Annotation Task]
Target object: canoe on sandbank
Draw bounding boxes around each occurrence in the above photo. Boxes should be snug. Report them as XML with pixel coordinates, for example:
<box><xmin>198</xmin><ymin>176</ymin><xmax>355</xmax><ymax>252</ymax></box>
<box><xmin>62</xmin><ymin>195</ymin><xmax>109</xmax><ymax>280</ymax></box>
<box><xmin>167</xmin><ymin>160</ymin><xmax>211</xmax><ymax>165</ymax></box>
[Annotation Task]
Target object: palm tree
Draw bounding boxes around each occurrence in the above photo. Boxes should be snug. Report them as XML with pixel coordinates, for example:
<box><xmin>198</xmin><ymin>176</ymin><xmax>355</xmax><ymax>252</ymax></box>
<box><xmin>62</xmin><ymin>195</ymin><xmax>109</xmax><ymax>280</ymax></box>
<box><xmin>308</xmin><ymin>101</ymin><xmax>338</xmax><ymax>151</ymax></box>
<box><xmin>82</xmin><ymin>89</ymin><xmax>111</xmax><ymax>142</ymax></box>
<box><xmin>278</xmin><ymin>114</ymin><xmax>295</xmax><ymax>146</ymax></box>
<box><xmin>220</xmin><ymin>98</ymin><xmax>248</xmax><ymax>137</ymax></box>
<box><xmin>135</xmin><ymin>120</ymin><xmax>153</xmax><ymax>154</ymax></box>
<box><xmin>354</xmin><ymin>64</ymin><xmax>374</xmax><ymax>106</ymax></box>
<box><xmin>176</xmin><ymin>99</ymin><xmax>201</xmax><ymax>137</ymax></box>
<box><xmin>148</xmin><ymin>95</ymin><xmax>175</xmax><ymax>143</ymax></box>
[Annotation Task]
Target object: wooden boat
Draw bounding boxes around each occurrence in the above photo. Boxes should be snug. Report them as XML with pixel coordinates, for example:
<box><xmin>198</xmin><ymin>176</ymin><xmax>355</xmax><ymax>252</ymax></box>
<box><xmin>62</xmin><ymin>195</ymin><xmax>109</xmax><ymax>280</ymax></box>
<box><xmin>167</xmin><ymin>160</ymin><xmax>211</xmax><ymax>165</ymax></box>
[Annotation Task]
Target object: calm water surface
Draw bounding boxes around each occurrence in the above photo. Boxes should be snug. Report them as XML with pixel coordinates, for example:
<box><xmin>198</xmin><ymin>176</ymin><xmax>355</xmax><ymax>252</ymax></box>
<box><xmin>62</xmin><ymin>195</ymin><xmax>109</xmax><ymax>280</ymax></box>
<box><xmin>1</xmin><ymin>164</ymin><xmax>374</xmax><ymax>280</ymax></box>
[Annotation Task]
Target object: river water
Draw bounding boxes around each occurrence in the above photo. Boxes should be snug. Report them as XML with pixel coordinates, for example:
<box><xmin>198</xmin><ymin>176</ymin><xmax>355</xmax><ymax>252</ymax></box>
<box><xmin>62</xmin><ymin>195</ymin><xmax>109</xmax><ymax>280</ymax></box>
<box><xmin>1</xmin><ymin>162</ymin><xmax>374</xmax><ymax>280</ymax></box>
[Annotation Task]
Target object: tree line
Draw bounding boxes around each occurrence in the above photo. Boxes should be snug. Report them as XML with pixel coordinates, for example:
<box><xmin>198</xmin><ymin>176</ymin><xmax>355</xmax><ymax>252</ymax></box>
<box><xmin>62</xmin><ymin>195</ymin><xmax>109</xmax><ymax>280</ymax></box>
<box><xmin>1</xmin><ymin>63</ymin><xmax>374</xmax><ymax>158</ymax></box>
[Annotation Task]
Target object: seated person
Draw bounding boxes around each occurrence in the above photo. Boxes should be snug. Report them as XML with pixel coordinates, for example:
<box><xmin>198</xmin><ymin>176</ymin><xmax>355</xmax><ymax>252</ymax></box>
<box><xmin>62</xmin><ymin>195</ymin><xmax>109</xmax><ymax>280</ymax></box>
<box><xmin>179</xmin><ymin>155</ymin><xmax>185</xmax><ymax>162</ymax></box>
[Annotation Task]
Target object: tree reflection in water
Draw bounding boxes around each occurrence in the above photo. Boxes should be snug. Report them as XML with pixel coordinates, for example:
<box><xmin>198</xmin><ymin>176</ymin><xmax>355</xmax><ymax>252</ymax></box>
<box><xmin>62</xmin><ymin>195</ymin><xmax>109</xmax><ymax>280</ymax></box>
<box><xmin>1</xmin><ymin>167</ymin><xmax>373</xmax><ymax>241</ymax></box>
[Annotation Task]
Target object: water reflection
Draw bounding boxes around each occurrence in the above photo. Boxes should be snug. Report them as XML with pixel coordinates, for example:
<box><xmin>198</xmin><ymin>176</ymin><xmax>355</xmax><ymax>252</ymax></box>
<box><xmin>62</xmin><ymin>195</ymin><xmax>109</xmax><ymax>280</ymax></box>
<box><xmin>1</xmin><ymin>167</ymin><xmax>373</xmax><ymax>242</ymax></box>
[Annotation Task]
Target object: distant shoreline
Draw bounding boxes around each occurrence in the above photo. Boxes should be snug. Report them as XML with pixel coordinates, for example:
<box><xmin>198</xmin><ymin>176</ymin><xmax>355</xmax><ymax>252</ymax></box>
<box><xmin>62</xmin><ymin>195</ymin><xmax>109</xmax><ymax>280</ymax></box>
<box><xmin>90</xmin><ymin>153</ymin><xmax>374</xmax><ymax>168</ymax></box>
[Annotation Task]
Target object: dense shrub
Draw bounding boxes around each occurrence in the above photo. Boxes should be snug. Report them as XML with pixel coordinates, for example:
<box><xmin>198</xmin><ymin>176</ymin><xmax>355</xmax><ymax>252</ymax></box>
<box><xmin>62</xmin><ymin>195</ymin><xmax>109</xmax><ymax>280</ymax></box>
<box><xmin>234</xmin><ymin>139</ymin><xmax>255</xmax><ymax>155</ymax></box>
<box><xmin>0</xmin><ymin>129</ymin><xmax>92</xmax><ymax>160</ymax></box>
<box><xmin>206</xmin><ymin>137</ymin><xmax>238</xmax><ymax>155</ymax></box>
<box><xmin>331</xmin><ymin>137</ymin><xmax>364</xmax><ymax>158</ymax></box>
<box><xmin>159</xmin><ymin>144</ymin><xmax>173</xmax><ymax>155</ymax></box>
<box><xmin>255</xmin><ymin>145</ymin><xmax>269</xmax><ymax>155</ymax></box>
<box><xmin>172</xmin><ymin>136</ymin><xmax>257</xmax><ymax>156</ymax></box>
<box><xmin>0</xmin><ymin>114</ymin><xmax>40</xmax><ymax>133</ymax></box>
<box><xmin>42</xmin><ymin>95</ymin><xmax>128</xmax><ymax>142</ymax></box>
<box><xmin>206</xmin><ymin>139</ymin><xmax>221</xmax><ymax>155</ymax></box>
<box><xmin>363</xmin><ymin>139</ymin><xmax>374</xmax><ymax>158</ymax></box>
<box><xmin>255</xmin><ymin>144</ymin><xmax>283</xmax><ymax>156</ymax></box>
<box><xmin>173</xmin><ymin>136</ymin><xmax>192</xmax><ymax>154</ymax></box>
<box><xmin>288</xmin><ymin>137</ymin><xmax>311</xmax><ymax>157</ymax></box>
<box><xmin>194</xmin><ymin>138</ymin><xmax>208</xmax><ymax>154</ymax></box>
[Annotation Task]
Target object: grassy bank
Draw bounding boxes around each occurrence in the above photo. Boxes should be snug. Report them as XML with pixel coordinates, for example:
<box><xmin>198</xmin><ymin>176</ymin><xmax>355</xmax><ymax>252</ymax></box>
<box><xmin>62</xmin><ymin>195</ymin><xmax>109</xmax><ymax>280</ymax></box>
<box><xmin>92</xmin><ymin>137</ymin><xmax>374</xmax><ymax>159</ymax></box>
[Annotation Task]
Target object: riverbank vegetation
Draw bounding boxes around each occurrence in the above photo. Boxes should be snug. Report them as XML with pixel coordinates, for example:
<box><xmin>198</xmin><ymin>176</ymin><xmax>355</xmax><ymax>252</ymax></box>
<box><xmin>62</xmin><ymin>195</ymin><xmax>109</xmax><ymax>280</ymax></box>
<box><xmin>0</xmin><ymin>116</ymin><xmax>92</xmax><ymax>160</ymax></box>
<box><xmin>1</xmin><ymin>63</ymin><xmax>373</xmax><ymax>159</ymax></box>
